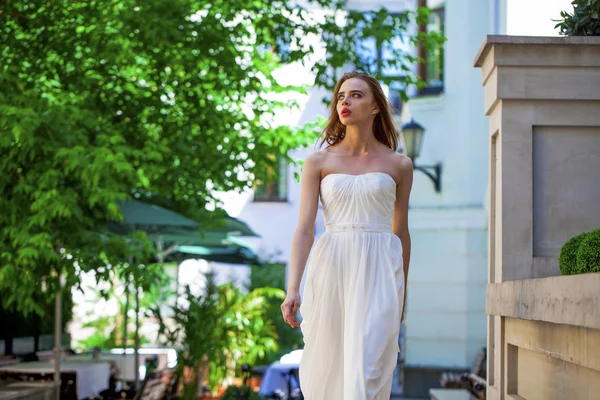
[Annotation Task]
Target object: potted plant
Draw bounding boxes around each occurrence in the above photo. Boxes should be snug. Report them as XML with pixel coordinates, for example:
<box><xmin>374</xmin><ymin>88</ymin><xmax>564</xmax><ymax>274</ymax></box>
<box><xmin>559</xmin><ymin>229</ymin><xmax>600</xmax><ymax>275</ymax></box>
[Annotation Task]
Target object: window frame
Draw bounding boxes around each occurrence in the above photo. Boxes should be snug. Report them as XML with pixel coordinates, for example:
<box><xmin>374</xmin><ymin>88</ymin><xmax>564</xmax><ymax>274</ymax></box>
<box><xmin>253</xmin><ymin>157</ymin><xmax>288</xmax><ymax>203</ymax></box>
<box><xmin>417</xmin><ymin>0</ymin><xmax>445</xmax><ymax>97</ymax></box>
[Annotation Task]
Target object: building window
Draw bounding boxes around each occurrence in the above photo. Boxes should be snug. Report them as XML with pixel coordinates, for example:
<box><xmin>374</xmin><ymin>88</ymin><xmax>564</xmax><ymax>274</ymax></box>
<box><xmin>253</xmin><ymin>157</ymin><xmax>288</xmax><ymax>202</ymax></box>
<box><xmin>353</xmin><ymin>14</ymin><xmax>411</xmax><ymax>115</ymax></box>
<box><xmin>417</xmin><ymin>0</ymin><xmax>445</xmax><ymax>96</ymax></box>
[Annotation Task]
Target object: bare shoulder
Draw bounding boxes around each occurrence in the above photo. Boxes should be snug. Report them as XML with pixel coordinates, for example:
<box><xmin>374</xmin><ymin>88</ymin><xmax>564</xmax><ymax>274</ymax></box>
<box><xmin>302</xmin><ymin>150</ymin><xmax>327</xmax><ymax>176</ymax></box>
<box><xmin>396</xmin><ymin>153</ymin><xmax>414</xmax><ymax>174</ymax></box>
<box><xmin>304</xmin><ymin>150</ymin><xmax>327</xmax><ymax>168</ymax></box>
<box><xmin>385</xmin><ymin>151</ymin><xmax>413</xmax><ymax>177</ymax></box>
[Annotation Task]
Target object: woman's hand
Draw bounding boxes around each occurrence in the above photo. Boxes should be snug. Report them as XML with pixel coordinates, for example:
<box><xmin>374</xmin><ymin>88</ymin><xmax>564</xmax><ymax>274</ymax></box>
<box><xmin>281</xmin><ymin>290</ymin><xmax>302</xmax><ymax>328</ymax></box>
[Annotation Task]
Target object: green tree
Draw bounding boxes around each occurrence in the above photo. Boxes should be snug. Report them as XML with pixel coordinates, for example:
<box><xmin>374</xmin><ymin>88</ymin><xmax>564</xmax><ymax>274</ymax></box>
<box><xmin>0</xmin><ymin>0</ymin><xmax>443</xmax><ymax>315</ymax></box>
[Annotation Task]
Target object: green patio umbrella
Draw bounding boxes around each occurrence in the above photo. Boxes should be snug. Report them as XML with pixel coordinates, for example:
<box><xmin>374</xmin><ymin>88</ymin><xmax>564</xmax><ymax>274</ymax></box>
<box><xmin>51</xmin><ymin>200</ymin><xmax>258</xmax><ymax>393</ymax></box>
<box><xmin>174</xmin><ymin>243</ymin><xmax>260</xmax><ymax>265</ymax></box>
<box><xmin>115</xmin><ymin>199</ymin><xmax>258</xmax><ymax>237</ymax></box>
<box><xmin>112</xmin><ymin>199</ymin><xmax>258</xmax><ymax>388</ymax></box>
<box><xmin>118</xmin><ymin>199</ymin><xmax>200</xmax><ymax>228</ymax></box>
<box><xmin>147</xmin><ymin>227</ymin><xmax>256</xmax><ymax>247</ymax></box>
<box><xmin>112</xmin><ymin>200</ymin><xmax>202</xmax><ymax>388</ymax></box>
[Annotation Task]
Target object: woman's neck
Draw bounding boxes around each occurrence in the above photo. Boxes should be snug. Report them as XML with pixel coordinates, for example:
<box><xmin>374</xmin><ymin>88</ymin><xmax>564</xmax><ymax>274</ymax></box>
<box><xmin>337</xmin><ymin>124</ymin><xmax>378</xmax><ymax>155</ymax></box>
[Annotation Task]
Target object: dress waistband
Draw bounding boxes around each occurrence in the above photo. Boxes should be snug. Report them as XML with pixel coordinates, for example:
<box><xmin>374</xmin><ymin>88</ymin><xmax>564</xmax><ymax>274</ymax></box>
<box><xmin>325</xmin><ymin>222</ymin><xmax>392</xmax><ymax>233</ymax></box>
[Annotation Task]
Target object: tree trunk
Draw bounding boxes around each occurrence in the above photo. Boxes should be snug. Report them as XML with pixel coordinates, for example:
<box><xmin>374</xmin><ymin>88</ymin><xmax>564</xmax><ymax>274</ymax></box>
<box><xmin>3</xmin><ymin>311</ymin><xmax>14</xmax><ymax>356</ymax></box>
<box><xmin>54</xmin><ymin>289</ymin><xmax>62</xmax><ymax>400</ymax></box>
<box><xmin>123</xmin><ymin>267</ymin><xmax>131</xmax><ymax>352</ymax></box>
<box><xmin>134</xmin><ymin>283</ymin><xmax>141</xmax><ymax>390</ymax></box>
<box><xmin>34</xmin><ymin>313</ymin><xmax>40</xmax><ymax>353</ymax></box>
<box><xmin>4</xmin><ymin>337</ymin><xmax>13</xmax><ymax>357</ymax></box>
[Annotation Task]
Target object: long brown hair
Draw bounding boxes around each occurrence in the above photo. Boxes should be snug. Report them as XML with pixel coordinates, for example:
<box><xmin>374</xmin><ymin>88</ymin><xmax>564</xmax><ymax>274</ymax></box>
<box><xmin>319</xmin><ymin>71</ymin><xmax>398</xmax><ymax>151</ymax></box>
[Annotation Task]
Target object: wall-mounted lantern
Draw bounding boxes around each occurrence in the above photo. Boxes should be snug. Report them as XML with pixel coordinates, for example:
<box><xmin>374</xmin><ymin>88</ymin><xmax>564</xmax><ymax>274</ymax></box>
<box><xmin>396</xmin><ymin>118</ymin><xmax>443</xmax><ymax>193</ymax></box>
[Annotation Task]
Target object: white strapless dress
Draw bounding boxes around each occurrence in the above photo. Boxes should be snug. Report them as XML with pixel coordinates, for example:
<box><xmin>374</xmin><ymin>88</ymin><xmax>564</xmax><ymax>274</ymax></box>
<box><xmin>299</xmin><ymin>172</ymin><xmax>405</xmax><ymax>400</ymax></box>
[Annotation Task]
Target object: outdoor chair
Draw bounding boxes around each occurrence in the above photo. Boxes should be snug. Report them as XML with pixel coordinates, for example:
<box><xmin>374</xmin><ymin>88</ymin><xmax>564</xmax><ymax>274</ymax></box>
<box><xmin>133</xmin><ymin>368</ymin><xmax>176</xmax><ymax>400</ymax></box>
<box><xmin>439</xmin><ymin>347</ymin><xmax>486</xmax><ymax>398</ymax></box>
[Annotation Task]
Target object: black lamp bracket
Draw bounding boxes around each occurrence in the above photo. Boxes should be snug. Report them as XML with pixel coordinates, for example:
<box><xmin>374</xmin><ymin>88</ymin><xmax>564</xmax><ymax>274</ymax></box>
<box><xmin>414</xmin><ymin>162</ymin><xmax>442</xmax><ymax>193</ymax></box>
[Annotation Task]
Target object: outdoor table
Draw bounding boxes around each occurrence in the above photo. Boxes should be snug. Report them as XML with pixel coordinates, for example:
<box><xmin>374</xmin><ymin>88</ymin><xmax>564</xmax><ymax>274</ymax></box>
<box><xmin>0</xmin><ymin>359</ymin><xmax>110</xmax><ymax>400</ymax></box>
<box><xmin>0</xmin><ymin>384</ymin><xmax>53</xmax><ymax>400</ymax></box>
<box><xmin>68</xmin><ymin>347</ymin><xmax>177</xmax><ymax>382</ymax></box>
<box><xmin>1</xmin><ymin>382</ymin><xmax>54</xmax><ymax>400</ymax></box>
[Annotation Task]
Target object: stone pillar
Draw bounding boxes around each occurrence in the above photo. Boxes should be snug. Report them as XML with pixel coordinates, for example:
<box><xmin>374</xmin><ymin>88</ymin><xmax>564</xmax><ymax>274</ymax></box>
<box><xmin>475</xmin><ymin>35</ymin><xmax>600</xmax><ymax>400</ymax></box>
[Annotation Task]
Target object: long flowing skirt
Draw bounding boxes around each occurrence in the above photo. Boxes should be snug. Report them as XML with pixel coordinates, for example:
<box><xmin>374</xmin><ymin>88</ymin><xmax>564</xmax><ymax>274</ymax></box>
<box><xmin>299</xmin><ymin>231</ymin><xmax>404</xmax><ymax>400</ymax></box>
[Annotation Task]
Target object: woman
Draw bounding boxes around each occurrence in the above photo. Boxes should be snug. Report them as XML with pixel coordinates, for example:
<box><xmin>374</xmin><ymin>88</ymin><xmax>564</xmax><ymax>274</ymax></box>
<box><xmin>280</xmin><ymin>71</ymin><xmax>413</xmax><ymax>399</ymax></box>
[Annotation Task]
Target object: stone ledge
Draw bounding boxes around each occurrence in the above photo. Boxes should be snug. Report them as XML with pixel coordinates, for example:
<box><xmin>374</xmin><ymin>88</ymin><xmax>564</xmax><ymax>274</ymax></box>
<box><xmin>429</xmin><ymin>388</ymin><xmax>474</xmax><ymax>400</ymax></box>
<box><xmin>474</xmin><ymin>35</ymin><xmax>600</xmax><ymax>67</ymax></box>
<box><xmin>505</xmin><ymin>317</ymin><xmax>600</xmax><ymax>372</ymax></box>
<box><xmin>486</xmin><ymin>273</ymin><xmax>600</xmax><ymax>329</ymax></box>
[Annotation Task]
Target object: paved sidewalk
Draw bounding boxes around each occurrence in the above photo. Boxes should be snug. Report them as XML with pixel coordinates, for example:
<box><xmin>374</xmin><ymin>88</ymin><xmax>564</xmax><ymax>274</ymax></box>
<box><xmin>391</xmin><ymin>397</ymin><xmax>427</xmax><ymax>400</ymax></box>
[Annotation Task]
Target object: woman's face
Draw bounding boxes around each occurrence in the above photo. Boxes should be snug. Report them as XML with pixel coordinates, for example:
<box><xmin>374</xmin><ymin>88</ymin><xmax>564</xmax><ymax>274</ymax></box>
<box><xmin>336</xmin><ymin>77</ymin><xmax>379</xmax><ymax>125</ymax></box>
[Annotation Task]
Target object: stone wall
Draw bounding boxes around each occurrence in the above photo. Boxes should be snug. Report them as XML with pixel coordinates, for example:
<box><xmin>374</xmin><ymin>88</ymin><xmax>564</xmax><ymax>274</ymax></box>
<box><xmin>475</xmin><ymin>35</ymin><xmax>600</xmax><ymax>400</ymax></box>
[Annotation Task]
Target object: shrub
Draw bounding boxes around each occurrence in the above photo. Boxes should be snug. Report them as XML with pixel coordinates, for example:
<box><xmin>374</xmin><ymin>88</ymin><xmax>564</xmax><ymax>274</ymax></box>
<box><xmin>155</xmin><ymin>270</ymin><xmax>282</xmax><ymax>398</ymax></box>
<box><xmin>576</xmin><ymin>228</ymin><xmax>600</xmax><ymax>274</ymax></box>
<box><xmin>248</xmin><ymin>264</ymin><xmax>304</xmax><ymax>365</ymax></box>
<box><xmin>221</xmin><ymin>385</ymin><xmax>265</xmax><ymax>400</ymax></box>
<box><xmin>555</xmin><ymin>0</ymin><xmax>600</xmax><ymax>36</ymax></box>
<box><xmin>559</xmin><ymin>232</ymin><xmax>589</xmax><ymax>275</ymax></box>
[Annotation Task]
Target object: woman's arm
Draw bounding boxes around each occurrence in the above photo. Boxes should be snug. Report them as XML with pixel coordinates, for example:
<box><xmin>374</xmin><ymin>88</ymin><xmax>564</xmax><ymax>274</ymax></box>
<box><xmin>281</xmin><ymin>153</ymin><xmax>322</xmax><ymax>328</ymax></box>
<box><xmin>392</xmin><ymin>156</ymin><xmax>414</xmax><ymax>322</ymax></box>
